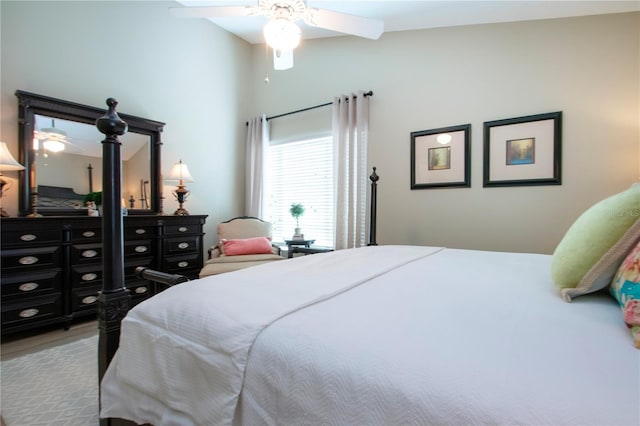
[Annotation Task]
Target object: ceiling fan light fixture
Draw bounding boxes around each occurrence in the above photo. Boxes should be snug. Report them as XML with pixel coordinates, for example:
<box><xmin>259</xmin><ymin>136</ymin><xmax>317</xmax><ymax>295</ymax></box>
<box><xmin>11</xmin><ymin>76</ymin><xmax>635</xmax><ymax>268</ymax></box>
<box><xmin>38</xmin><ymin>119</ymin><xmax>68</xmax><ymax>143</ymax></box>
<box><xmin>43</xmin><ymin>139</ymin><xmax>65</xmax><ymax>153</ymax></box>
<box><xmin>264</xmin><ymin>18</ymin><xmax>301</xmax><ymax>51</ymax></box>
<box><xmin>273</xmin><ymin>48</ymin><xmax>294</xmax><ymax>70</ymax></box>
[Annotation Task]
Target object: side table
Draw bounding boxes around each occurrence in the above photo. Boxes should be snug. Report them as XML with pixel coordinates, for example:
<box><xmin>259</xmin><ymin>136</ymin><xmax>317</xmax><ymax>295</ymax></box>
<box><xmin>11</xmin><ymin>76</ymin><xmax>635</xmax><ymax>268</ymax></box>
<box><xmin>284</xmin><ymin>239</ymin><xmax>315</xmax><ymax>258</ymax></box>
<box><xmin>290</xmin><ymin>246</ymin><xmax>334</xmax><ymax>257</ymax></box>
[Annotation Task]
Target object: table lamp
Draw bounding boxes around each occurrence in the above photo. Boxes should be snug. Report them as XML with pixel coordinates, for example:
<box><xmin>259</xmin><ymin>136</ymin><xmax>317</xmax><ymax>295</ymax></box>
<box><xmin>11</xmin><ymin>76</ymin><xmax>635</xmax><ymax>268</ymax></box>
<box><xmin>166</xmin><ymin>159</ymin><xmax>194</xmax><ymax>215</ymax></box>
<box><xmin>0</xmin><ymin>142</ymin><xmax>26</xmax><ymax>217</ymax></box>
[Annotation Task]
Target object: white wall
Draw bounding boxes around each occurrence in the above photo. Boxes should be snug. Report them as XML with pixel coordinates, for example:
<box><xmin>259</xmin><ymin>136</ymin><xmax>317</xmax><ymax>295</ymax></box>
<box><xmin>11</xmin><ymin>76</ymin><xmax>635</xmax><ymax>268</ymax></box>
<box><xmin>0</xmin><ymin>1</ymin><xmax>253</xmax><ymax>252</ymax></box>
<box><xmin>2</xmin><ymin>4</ymin><xmax>638</xmax><ymax>256</ymax></box>
<box><xmin>249</xmin><ymin>12</ymin><xmax>640</xmax><ymax>254</ymax></box>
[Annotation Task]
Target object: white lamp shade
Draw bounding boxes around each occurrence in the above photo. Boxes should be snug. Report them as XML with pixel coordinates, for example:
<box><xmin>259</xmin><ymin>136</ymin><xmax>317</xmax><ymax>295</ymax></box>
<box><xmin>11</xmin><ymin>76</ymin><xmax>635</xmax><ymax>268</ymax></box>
<box><xmin>264</xmin><ymin>18</ymin><xmax>301</xmax><ymax>51</ymax></box>
<box><xmin>166</xmin><ymin>160</ymin><xmax>194</xmax><ymax>183</ymax></box>
<box><xmin>0</xmin><ymin>142</ymin><xmax>25</xmax><ymax>172</ymax></box>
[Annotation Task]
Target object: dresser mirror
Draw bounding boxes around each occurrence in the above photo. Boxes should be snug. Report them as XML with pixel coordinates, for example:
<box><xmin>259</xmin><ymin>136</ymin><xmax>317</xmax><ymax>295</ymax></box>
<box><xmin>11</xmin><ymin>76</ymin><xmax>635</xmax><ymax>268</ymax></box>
<box><xmin>16</xmin><ymin>90</ymin><xmax>165</xmax><ymax>216</ymax></box>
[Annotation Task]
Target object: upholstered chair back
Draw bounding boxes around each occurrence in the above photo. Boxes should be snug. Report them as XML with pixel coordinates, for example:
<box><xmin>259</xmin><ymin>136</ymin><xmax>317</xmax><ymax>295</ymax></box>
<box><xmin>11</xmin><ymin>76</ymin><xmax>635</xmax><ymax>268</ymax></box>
<box><xmin>217</xmin><ymin>217</ymin><xmax>272</xmax><ymax>241</ymax></box>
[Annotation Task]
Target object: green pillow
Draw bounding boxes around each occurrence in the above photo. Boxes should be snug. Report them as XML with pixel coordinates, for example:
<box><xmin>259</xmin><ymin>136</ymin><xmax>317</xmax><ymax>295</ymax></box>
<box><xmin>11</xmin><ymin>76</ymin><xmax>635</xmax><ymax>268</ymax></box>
<box><xmin>552</xmin><ymin>183</ymin><xmax>640</xmax><ymax>301</ymax></box>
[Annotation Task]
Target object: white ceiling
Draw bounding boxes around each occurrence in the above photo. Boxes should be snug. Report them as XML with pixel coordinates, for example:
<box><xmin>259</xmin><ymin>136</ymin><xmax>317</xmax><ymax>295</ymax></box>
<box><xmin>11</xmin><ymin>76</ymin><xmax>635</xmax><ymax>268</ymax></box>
<box><xmin>175</xmin><ymin>0</ymin><xmax>639</xmax><ymax>44</ymax></box>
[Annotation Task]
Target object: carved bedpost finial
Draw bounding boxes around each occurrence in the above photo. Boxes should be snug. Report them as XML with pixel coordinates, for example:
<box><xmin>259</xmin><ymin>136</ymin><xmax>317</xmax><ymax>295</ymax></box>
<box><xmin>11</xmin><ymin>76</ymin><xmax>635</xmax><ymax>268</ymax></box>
<box><xmin>96</xmin><ymin>98</ymin><xmax>128</xmax><ymax>139</ymax></box>
<box><xmin>369</xmin><ymin>166</ymin><xmax>379</xmax><ymax>183</ymax></box>
<box><xmin>368</xmin><ymin>166</ymin><xmax>379</xmax><ymax>246</ymax></box>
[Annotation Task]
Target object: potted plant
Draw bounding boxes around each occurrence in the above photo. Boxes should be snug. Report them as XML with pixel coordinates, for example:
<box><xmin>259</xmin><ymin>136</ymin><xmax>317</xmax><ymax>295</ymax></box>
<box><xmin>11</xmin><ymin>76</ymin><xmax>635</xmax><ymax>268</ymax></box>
<box><xmin>83</xmin><ymin>191</ymin><xmax>102</xmax><ymax>216</ymax></box>
<box><xmin>83</xmin><ymin>191</ymin><xmax>102</xmax><ymax>205</ymax></box>
<box><xmin>289</xmin><ymin>203</ymin><xmax>305</xmax><ymax>237</ymax></box>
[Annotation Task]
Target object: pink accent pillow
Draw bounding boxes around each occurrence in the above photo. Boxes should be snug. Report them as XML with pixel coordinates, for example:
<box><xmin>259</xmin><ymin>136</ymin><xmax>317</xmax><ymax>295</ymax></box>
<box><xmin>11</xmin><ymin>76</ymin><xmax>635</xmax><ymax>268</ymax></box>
<box><xmin>221</xmin><ymin>237</ymin><xmax>273</xmax><ymax>256</ymax></box>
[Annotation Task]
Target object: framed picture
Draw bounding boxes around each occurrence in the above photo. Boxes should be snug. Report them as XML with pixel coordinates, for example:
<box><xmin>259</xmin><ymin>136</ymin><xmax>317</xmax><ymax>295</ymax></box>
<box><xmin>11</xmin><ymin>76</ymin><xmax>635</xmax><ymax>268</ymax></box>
<box><xmin>411</xmin><ymin>124</ymin><xmax>471</xmax><ymax>189</ymax></box>
<box><xmin>483</xmin><ymin>111</ymin><xmax>562</xmax><ymax>187</ymax></box>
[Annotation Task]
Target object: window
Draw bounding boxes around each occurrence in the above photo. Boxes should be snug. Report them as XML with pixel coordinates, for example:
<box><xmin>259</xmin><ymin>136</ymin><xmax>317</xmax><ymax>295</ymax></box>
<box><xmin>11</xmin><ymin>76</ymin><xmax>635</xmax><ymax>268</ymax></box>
<box><xmin>266</xmin><ymin>136</ymin><xmax>334</xmax><ymax>247</ymax></box>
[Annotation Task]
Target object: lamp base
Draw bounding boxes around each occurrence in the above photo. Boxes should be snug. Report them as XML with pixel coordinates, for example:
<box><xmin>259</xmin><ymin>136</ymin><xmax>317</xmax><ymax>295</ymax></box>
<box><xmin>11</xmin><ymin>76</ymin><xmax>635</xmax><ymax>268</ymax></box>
<box><xmin>173</xmin><ymin>207</ymin><xmax>190</xmax><ymax>216</ymax></box>
<box><xmin>172</xmin><ymin>185</ymin><xmax>190</xmax><ymax>216</ymax></box>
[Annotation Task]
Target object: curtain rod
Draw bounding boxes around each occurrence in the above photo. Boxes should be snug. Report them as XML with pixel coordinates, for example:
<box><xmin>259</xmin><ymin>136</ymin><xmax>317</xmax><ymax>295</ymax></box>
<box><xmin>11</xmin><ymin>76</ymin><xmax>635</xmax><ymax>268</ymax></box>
<box><xmin>246</xmin><ymin>90</ymin><xmax>373</xmax><ymax>125</ymax></box>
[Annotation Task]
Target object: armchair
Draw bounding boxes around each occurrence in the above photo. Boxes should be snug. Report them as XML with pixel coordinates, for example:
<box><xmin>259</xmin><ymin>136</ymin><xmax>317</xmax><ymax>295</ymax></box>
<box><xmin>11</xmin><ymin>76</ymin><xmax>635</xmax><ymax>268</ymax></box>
<box><xmin>199</xmin><ymin>216</ymin><xmax>284</xmax><ymax>277</ymax></box>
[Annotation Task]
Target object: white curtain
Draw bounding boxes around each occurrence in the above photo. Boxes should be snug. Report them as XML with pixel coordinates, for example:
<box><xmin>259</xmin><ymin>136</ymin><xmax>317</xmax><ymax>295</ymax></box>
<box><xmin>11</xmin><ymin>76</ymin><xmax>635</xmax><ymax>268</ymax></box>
<box><xmin>332</xmin><ymin>91</ymin><xmax>370</xmax><ymax>250</ymax></box>
<box><xmin>245</xmin><ymin>114</ymin><xmax>269</xmax><ymax>218</ymax></box>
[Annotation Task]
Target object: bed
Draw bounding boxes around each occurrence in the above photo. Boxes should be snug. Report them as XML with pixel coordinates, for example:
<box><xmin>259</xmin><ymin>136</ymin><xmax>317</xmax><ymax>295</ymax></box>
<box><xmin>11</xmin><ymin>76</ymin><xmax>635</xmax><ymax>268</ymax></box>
<box><xmin>95</xmin><ymin>99</ymin><xmax>639</xmax><ymax>425</ymax></box>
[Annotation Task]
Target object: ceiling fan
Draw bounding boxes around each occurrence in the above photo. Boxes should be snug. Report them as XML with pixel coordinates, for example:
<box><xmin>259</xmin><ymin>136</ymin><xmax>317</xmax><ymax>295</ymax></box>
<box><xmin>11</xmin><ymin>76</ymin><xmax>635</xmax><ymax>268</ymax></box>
<box><xmin>34</xmin><ymin>118</ymin><xmax>88</xmax><ymax>156</ymax></box>
<box><xmin>170</xmin><ymin>0</ymin><xmax>384</xmax><ymax>70</ymax></box>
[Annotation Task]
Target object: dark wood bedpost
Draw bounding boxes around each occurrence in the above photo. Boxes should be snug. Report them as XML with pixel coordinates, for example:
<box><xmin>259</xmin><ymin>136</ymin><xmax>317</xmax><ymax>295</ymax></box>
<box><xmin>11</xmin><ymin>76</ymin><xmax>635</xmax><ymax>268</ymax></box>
<box><xmin>96</xmin><ymin>98</ymin><xmax>130</xmax><ymax>425</ymax></box>
<box><xmin>368</xmin><ymin>167</ymin><xmax>379</xmax><ymax>246</ymax></box>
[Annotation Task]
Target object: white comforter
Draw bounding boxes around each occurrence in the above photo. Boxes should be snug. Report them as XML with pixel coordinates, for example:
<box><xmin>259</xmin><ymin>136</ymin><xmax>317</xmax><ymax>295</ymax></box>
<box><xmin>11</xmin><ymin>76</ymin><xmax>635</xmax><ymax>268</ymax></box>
<box><xmin>101</xmin><ymin>246</ymin><xmax>640</xmax><ymax>425</ymax></box>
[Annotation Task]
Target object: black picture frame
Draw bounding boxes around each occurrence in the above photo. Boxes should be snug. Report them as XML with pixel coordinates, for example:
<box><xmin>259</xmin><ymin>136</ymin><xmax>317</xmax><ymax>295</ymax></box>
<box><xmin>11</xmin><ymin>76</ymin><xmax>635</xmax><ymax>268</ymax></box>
<box><xmin>410</xmin><ymin>124</ymin><xmax>471</xmax><ymax>189</ymax></box>
<box><xmin>483</xmin><ymin>111</ymin><xmax>562</xmax><ymax>187</ymax></box>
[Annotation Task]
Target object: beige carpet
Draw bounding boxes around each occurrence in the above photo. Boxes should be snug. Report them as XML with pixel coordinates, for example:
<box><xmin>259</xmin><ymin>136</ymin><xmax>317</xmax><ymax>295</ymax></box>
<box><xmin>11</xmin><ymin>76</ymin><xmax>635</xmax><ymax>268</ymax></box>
<box><xmin>1</xmin><ymin>333</ymin><xmax>99</xmax><ymax>425</ymax></box>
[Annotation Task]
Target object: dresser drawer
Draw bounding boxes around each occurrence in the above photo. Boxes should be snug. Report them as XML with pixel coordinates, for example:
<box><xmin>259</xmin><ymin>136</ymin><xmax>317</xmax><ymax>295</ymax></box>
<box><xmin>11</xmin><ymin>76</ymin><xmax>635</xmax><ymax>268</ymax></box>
<box><xmin>124</xmin><ymin>257</ymin><xmax>154</xmax><ymax>278</ymax></box>
<box><xmin>128</xmin><ymin>281</ymin><xmax>153</xmax><ymax>305</ymax></box>
<box><xmin>1</xmin><ymin>246</ymin><xmax>62</xmax><ymax>270</ymax></box>
<box><xmin>164</xmin><ymin>223</ymin><xmax>201</xmax><ymax>236</ymax></box>
<box><xmin>71</xmin><ymin>286</ymin><xmax>101</xmax><ymax>313</ymax></box>
<box><xmin>70</xmin><ymin>264</ymin><xmax>103</xmax><ymax>288</ymax></box>
<box><xmin>124</xmin><ymin>225</ymin><xmax>155</xmax><ymax>240</ymax></box>
<box><xmin>1</xmin><ymin>269</ymin><xmax>63</xmax><ymax>298</ymax></box>
<box><xmin>70</xmin><ymin>227</ymin><xmax>101</xmax><ymax>242</ymax></box>
<box><xmin>125</xmin><ymin>240</ymin><xmax>153</xmax><ymax>257</ymax></box>
<box><xmin>1</xmin><ymin>293</ymin><xmax>63</xmax><ymax>328</ymax></box>
<box><xmin>163</xmin><ymin>252</ymin><xmax>202</xmax><ymax>274</ymax></box>
<box><xmin>1</xmin><ymin>227</ymin><xmax>62</xmax><ymax>246</ymax></box>
<box><xmin>165</xmin><ymin>236</ymin><xmax>200</xmax><ymax>255</ymax></box>
<box><xmin>70</xmin><ymin>243</ymin><xmax>103</xmax><ymax>264</ymax></box>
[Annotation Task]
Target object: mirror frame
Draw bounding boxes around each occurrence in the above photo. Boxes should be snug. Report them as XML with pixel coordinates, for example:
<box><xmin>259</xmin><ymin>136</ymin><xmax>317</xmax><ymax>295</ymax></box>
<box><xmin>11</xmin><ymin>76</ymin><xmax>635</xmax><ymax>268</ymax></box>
<box><xmin>16</xmin><ymin>90</ymin><xmax>165</xmax><ymax>216</ymax></box>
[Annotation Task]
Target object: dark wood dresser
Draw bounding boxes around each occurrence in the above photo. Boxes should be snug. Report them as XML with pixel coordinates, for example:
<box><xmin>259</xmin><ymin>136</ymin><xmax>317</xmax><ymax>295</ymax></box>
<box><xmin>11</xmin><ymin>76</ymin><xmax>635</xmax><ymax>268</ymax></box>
<box><xmin>0</xmin><ymin>214</ymin><xmax>207</xmax><ymax>336</ymax></box>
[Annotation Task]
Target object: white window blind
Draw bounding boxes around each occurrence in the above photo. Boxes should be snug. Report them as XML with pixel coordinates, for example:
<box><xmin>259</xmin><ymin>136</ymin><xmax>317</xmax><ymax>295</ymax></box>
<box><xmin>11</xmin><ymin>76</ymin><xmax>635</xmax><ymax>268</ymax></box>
<box><xmin>266</xmin><ymin>136</ymin><xmax>334</xmax><ymax>247</ymax></box>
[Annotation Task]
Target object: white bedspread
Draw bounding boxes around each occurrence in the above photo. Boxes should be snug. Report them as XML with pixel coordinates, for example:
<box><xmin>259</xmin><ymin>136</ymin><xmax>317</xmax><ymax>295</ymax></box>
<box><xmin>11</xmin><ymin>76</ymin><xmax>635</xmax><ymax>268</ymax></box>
<box><xmin>101</xmin><ymin>245</ymin><xmax>442</xmax><ymax>425</ymax></box>
<box><xmin>101</xmin><ymin>246</ymin><xmax>640</xmax><ymax>426</ymax></box>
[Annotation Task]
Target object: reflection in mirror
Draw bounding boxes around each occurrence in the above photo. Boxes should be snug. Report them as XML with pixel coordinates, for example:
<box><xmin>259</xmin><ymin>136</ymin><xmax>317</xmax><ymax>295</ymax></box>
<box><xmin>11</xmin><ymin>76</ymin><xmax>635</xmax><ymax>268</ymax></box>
<box><xmin>34</xmin><ymin>115</ymin><xmax>151</xmax><ymax>210</ymax></box>
<box><xmin>16</xmin><ymin>90</ymin><xmax>165</xmax><ymax>216</ymax></box>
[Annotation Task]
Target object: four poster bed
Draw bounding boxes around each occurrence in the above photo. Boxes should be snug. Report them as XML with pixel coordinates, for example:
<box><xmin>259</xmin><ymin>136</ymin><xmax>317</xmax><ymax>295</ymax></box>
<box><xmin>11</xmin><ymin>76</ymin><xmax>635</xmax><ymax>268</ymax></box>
<box><xmin>96</xmin><ymin>101</ymin><xmax>639</xmax><ymax>425</ymax></box>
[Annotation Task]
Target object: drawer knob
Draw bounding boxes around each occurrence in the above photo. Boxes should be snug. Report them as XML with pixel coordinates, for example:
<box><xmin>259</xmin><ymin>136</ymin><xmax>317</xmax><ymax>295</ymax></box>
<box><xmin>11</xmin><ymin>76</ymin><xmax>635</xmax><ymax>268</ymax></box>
<box><xmin>19</xmin><ymin>282</ymin><xmax>39</xmax><ymax>292</ymax></box>
<box><xmin>135</xmin><ymin>286</ymin><xmax>148</xmax><ymax>294</ymax></box>
<box><xmin>135</xmin><ymin>228</ymin><xmax>146</xmax><ymax>235</ymax></box>
<box><xmin>134</xmin><ymin>245</ymin><xmax>148</xmax><ymax>253</ymax></box>
<box><xmin>19</xmin><ymin>256</ymin><xmax>39</xmax><ymax>265</ymax></box>
<box><xmin>82</xmin><ymin>231</ymin><xmax>96</xmax><ymax>238</ymax></box>
<box><xmin>178</xmin><ymin>242</ymin><xmax>190</xmax><ymax>249</ymax></box>
<box><xmin>178</xmin><ymin>261</ymin><xmax>189</xmax><ymax>268</ymax></box>
<box><xmin>82</xmin><ymin>273</ymin><xmax>98</xmax><ymax>281</ymax></box>
<box><xmin>20</xmin><ymin>234</ymin><xmax>37</xmax><ymax>242</ymax></box>
<box><xmin>82</xmin><ymin>295</ymin><xmax>98</xmax><ymax>305</ymax></box>
<box><xmin>19</xmin><ymin>308</ymin><xmax>39</xmax><ymax>318</ymax></box>
<box><xmin>178</xmin><ymin>226</ymin><xmax>188</xmax><ymax>233</ymax></box>
<box><xmin>82</xmin><ymin>250</ymin><xmax>98</xmax><ymax>258</ymax></box>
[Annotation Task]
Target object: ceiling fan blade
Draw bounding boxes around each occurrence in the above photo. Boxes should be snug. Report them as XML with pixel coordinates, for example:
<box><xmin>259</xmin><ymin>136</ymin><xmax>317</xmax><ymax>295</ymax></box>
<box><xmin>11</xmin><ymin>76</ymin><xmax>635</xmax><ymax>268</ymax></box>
<box><xmin>304</xmin><ymin>8</ymin><xmax>384</xmax><ymax>40</ymax></box>
<box><xmin>170</xmin><ymin>6</ymin><xmax>258</xmax><ymax>19</ymax></box>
